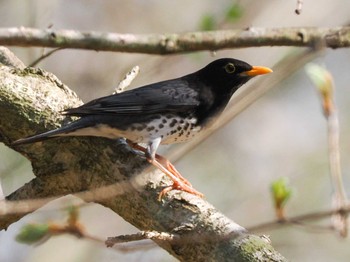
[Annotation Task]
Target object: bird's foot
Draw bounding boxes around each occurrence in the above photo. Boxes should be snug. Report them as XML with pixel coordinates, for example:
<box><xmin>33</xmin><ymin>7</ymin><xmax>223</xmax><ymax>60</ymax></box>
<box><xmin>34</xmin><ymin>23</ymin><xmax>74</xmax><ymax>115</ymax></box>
<box><xmin>149</xmin><ymin>158</ymin><xmax>204</xmax><ymax>200</ymax></box>
<box><xmin>156</xmin><ymin>154</ymin><xmax>193</xmax><ymax>187</ymax></box>
<box><xmin>126</xmin><ymin>140</ymin><xmax>203</xmax><ymax>199</ymax></box>
<box><xmin>158</xmin><ymin>181</ymin><xmax>204</xmax><ymax>201</ymax></box>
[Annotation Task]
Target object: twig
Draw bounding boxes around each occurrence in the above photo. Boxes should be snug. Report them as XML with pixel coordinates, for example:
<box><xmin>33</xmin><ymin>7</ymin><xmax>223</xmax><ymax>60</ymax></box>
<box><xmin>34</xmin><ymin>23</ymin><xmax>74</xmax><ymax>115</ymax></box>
<box><xmin>110</xmin><ymin>241</ymin><xmax>156</xmax><ymax>253</ymax></box>
<box><xmin>295</xmin><ymin>0</ymin><xmax>303</xmax><ymax>15</ymax></box>
<box><xmin>0</xmin><ymin>46</ymin><xmax>25</xmax><ymax>68</ymax></box>
<box><xmin>0</xmin><ymin>27</ymin><xmax>349</xmax><ymax>54</ymax></box>
<box><xmin>28</xmin><ymin>47</ymin><xmax>64</xmax><ymax>67</ymax></box>
<box><xmin>106</xmin><ymin>231</ymin><xmax>180</xmax><ymax>247</ymax></box>
<box><xmin>113</xmin><ymin>66</ymin><xmax>140</xmax><ymax>94</ymax></box>
<box><xmin>106</xmin><ymin>228</ymin><xmax>250</xmax><ymax>248</ymax></box>
<box><xmin>247</xmin><ymin>205</ymin><xmax>350</xmax><ymax>233</ymax></box>
<box><xmin>60</xmin><ymin>224</ymin><xmax>158</xmax><ymax>253</ymax></box>
<box><xmin>326</xmin><ymin>94</ymin><xmax>348</xmax><ymax>237</ymax></box>
<box><xmin>0</xmin><ymin>179</ymin><xmax>141</xmax><ymax>216</ymax></box>
<box><xmin>306</xmin><ymin>64</ymin><xmax>348</xmax><ymax>237</ymax></box>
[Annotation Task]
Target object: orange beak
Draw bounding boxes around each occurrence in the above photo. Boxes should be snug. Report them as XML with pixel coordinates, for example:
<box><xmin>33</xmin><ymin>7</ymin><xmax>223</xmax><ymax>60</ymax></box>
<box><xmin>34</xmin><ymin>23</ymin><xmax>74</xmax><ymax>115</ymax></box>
<box><xmin>242</xmin><ymin>66</ymin><xmax>273</xmax><ymax>77</ymax></box>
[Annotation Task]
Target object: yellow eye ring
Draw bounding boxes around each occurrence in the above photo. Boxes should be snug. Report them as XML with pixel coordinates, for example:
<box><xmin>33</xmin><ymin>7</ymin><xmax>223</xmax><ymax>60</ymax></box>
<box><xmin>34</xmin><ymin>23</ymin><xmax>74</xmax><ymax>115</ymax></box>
<box><xmin>224</xmin><ymin>63</ymin><xmax>236</xmax><ymax>74</ymax></box>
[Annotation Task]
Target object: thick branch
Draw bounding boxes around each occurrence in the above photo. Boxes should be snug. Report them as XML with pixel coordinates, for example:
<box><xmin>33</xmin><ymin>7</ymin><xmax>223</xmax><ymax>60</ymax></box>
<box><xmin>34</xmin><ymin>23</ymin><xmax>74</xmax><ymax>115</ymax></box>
<box><xmin>0</xmin><ymin>48</ymin><xmax>285</xmax><ymax>261</ymax></box>
<box><xmin>0</xmin><ymin>26</ymin><xmax>349</xmax><ymax>54</ymax></box>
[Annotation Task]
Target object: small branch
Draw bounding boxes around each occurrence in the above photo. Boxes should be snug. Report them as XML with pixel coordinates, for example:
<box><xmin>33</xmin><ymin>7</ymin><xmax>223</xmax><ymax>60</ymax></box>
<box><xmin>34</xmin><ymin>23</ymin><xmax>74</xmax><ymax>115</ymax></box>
<box><xmin>106</xmin><ymin>231</ymin><xmax>179</xmax><ymax>247</ymax></box>
<box><xmin>111</xmin><ymin>241</ymin><xmax>156</xmax><ymax>253</ymax></box>
<box><xmin>113</xmin><ymin>65</ymin><xmax>140</xmax><ymax>94</ymax></box>
<box><xmin>295</xmin><ymin>0</ymin><xmax>303</xmax><ymax>15</ymax></box>
<box><xmin>28</xmin><ymin>47</ymin><xmax>64</xmax><ymax>67</ymax></box>
<box><xmin>0</xmin><ymin>178</ymin><xmax>139</xmax><ymax>217</ymax></box>
<box><xmin>0</xmin><ymin>27</ymin><xmax>350</xmax><ymax>54</ymax></box>
<box><xmin>247</xmin><ymin>205</ymin><xmax>350</xmax><ymax>233</ymax></box>
<box><xmin>0</xmin><ymin>46</ymin><xmax>25</xmax><ymax>68</ymax></box>
<box><xmin>306</xmin><ymin>64</ymin><xmax>348</xmax><ymax>237</ymax></box>
<box><xmin>105</xmin><ymin>229</ymin><xmax>245</xmax><ymax>247</ymax></box>
<box><xmin>326</xmin><ymin>97</ymin><xmax>348</xmax><ymax>237</ymax></box>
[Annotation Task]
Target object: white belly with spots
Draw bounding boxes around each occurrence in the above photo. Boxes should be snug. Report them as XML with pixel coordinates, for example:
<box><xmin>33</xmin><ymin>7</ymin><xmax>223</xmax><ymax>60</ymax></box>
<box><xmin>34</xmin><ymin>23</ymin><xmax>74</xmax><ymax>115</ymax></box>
<box><xmin>54</xmin><ymin>116</ymin><xmax>202</xmax><ymax>145</ymax></box>
<box><xmin>144</xmin><ymin>116</ymin><xmax>202</xmax><ymax>144</ymax></box>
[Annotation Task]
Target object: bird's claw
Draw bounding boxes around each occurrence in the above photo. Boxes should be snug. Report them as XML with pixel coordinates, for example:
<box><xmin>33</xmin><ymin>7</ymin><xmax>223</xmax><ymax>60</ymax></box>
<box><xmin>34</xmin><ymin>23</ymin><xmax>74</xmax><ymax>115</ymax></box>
<box><xmin>158</xmin><ymin>181</ymin><xmax>204</xmax><ymax>201</ymax></box>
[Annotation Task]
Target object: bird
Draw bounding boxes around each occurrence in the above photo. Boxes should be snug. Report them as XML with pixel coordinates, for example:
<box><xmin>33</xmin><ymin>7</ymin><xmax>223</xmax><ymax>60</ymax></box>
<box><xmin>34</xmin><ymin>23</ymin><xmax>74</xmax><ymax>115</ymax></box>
<box><xmin>12</xmin><ymin>58</ymin><xmax>272</xmax><ymax>199</ymax></box>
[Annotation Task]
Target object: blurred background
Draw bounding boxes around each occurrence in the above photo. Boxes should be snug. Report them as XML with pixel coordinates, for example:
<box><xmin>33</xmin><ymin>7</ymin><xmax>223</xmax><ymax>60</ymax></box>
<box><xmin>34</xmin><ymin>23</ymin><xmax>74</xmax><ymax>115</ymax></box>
<box><xmin>1</xmin><ymin>0</ymin><xmax>350</xmax><ymax>261</ymax></box>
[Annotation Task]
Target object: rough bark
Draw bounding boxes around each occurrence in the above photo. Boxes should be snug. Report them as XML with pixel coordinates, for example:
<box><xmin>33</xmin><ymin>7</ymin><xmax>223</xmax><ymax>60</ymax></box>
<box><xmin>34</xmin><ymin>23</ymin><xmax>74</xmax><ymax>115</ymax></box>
<box><xmin>0</xmin><ymin>47</ymin><xmax>286</xmax><ymax>261</ymax></box>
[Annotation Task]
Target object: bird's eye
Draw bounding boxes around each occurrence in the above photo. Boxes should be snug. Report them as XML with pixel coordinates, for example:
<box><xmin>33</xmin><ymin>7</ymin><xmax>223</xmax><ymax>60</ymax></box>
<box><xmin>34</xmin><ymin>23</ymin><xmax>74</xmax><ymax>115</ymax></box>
<box><xmin>224</xmin><ymin>63</ymin><xmax>236</xmax><ymax>74</ymax></box>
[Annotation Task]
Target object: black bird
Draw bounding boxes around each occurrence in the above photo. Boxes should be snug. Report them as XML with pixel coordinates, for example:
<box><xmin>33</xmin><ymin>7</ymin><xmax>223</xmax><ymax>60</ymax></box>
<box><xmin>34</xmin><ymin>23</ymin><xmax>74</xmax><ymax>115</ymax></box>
<box><xmin>13</xmin><ymin>58</ymin><xmax>272</xmax><ymax>198</ymax></box>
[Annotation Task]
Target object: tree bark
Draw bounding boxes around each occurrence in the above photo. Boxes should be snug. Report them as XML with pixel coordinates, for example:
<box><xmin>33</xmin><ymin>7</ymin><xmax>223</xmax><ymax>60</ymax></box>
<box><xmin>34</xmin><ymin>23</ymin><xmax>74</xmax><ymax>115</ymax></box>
<box><xmin>0</xmin><ymin>47</ymin><xmax>286</xmax><ymax>261</ymax></box>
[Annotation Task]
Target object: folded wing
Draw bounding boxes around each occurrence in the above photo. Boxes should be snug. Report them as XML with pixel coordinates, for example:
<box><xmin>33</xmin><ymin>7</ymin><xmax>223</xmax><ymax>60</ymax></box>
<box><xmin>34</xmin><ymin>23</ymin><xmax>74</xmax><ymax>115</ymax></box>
<box><xmin>65</xmin><ymin>78</ymin><xmax>200</xmax><ymax>117</ymax></box>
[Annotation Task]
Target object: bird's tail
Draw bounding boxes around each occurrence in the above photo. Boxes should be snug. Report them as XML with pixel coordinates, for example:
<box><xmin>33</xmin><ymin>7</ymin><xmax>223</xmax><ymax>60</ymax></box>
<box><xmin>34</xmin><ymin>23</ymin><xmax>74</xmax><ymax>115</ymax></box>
<box><xmin>12</xmin><ymin>121</ymin><xmax>86</xmax><ymax>146</ymax></box>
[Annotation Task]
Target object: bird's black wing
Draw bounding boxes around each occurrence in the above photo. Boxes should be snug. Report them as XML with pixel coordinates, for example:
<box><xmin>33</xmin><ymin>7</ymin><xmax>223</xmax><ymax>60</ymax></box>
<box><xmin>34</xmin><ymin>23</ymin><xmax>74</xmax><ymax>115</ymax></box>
<box><xmin>65</xmin><ymin>78</ymin><xmax>200</xmax><ymax>116</ymax></box>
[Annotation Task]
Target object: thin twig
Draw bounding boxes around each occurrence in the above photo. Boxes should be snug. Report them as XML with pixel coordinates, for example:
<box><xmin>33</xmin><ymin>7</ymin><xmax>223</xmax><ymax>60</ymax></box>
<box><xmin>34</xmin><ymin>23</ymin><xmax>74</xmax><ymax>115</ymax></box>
<box><xmin>73</xmin><ymin>228</ymin><xmax>158</xmax><ymax>253</ymax></box>
<box><xmin>295</xmin><ymin>0</ymin><xmax>303</xmax><ymax>15</ymax></box>
<box><xmin>28</xmin><ymin>47</ymin><xmax>64</xmax><ymax>67</ymax></box>
<box><xmin>247</xmin><ymin>205</ymin><xmax>350</xmax><ymax>233</ymax></box>
<box><xmin>106</xmin><ymin>228</ymin><xmax>248</xmax><ymax>248</ymax></box>
<box><xmin>0</xmin><ymin>179</ymin><xmax>142</xmax><ymax>216</ymax></box>
<box><xmin>326</xmin><ymin>97</ymin><xmax>348</xmax><ymax>237</ymax></box>
<box><xmin>106</xmin><ymin>231</ymin><xmax>180</xmax><ymax>247</ymax></box>
<box><xmin>306</xmin><ymin>64</ymin><xmax>349</xmax><ymax>236</ymax></box>
<box><xmin>113</xmin><ymin>66</ymin><xmax>140</xmax><ymax>94</ymax></box>
<box><xmin>110</xmin><ymin>241</ymin><xmax>156</xmax><ymax>253</ymax></box>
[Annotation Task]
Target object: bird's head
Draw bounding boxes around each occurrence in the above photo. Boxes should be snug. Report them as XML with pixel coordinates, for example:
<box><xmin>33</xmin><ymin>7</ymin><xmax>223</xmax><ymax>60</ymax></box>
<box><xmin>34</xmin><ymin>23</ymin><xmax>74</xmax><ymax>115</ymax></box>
<box><xmin>195</xmin><ymin>58</ymin><xmax>272</xmax><ymax>94</ymax></box>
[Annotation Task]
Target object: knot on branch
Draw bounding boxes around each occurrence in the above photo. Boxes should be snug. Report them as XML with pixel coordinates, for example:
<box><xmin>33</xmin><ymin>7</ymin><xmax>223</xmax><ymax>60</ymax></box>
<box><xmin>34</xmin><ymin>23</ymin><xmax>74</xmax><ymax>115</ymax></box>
<box><xmin>160</xmin><ymin>35</ymin><xmax>178</xmax><ymax>54</ymax></box>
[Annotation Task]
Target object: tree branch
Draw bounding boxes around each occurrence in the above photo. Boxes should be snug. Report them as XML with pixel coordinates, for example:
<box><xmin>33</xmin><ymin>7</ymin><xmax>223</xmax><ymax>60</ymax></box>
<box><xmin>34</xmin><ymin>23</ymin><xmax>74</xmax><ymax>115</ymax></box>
<box><xmin>0</xmin><ymin>47</ymin><xmax>285</xmax><ymax>261</ymax></box>
<box><xmin>0</xmin><ymin>26</ymin><xmax>349</xmax><ymax>54</ymax></box>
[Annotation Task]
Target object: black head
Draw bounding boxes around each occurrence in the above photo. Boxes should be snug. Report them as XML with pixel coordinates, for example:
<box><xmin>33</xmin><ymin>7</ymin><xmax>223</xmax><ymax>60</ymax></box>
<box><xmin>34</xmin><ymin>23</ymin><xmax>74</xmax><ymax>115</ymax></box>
<box><xmin>185</xmin><ymin>58</ymin><xmax>272</xmax><ymax>125</ymax></box>
<box><xmin>194</xmin><ymin>58</ymin><xmax>272</xmax><ymax>95</ymax></box>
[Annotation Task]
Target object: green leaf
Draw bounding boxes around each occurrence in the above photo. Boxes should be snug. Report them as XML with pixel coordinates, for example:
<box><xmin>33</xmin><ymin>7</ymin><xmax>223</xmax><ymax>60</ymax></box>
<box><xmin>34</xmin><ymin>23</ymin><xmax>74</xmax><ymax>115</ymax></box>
<box><xmin>199</xmin><ymin>14</ymin><xmax>216</xmax><ymax>31</ymax></box>
<box><xmin>16</xmin><ymin>224</ymin><xmax>50</xmax><ymax>244</ymax></box>
<box><xmin>225</xmin><ymin>3</ymin><xmax>243</xmax><ymax>23</ymax></box>
<box><xmin>270</xmin><ymin>177</ymin><xmax>293</xmax><ymax>209</ymax></box>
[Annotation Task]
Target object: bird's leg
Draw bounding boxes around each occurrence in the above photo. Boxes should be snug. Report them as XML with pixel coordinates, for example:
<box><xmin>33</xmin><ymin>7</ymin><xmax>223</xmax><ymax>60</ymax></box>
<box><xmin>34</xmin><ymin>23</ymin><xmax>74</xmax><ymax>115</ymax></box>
<box><xmin>126</xmin><ymin>139</ymin><xmax>203</xmax><ymax>199</ymax></box>
<box><xmin>153</xmin><ymin>154</ymin><xmax>193</xmax><ymax>187</ymax></box>
<box><xmin>126</xmin><ymin>141</ymin><xmax>192</xmax><ymax>186</ymax></box>
<box><xmin>147</xmin><ymin>156</ymin><xmax>204</xmax><ymax>200</ymax></box>
<box><xmin>146</xmin><ymin>138</ymin><xmax>204</xmax><ymax>199</ymax></box>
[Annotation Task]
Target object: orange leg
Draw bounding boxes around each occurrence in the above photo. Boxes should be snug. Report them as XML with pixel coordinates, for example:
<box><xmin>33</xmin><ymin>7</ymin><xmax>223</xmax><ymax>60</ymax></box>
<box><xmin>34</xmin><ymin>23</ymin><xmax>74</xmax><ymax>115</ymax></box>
<box><xmin>127</xmin><ymin>141</ymin><xmax>204</xmax><ymax>199</ymax></box>
<box><xmin>154</xmin><ymin>154</ymin><xmax>193</xmax><ymax>187</ymax></box>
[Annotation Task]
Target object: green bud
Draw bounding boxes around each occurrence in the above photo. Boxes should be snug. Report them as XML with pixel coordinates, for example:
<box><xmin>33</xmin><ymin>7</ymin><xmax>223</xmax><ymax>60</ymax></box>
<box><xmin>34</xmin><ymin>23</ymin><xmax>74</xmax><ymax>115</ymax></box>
<box><xmin>271</xmin><ymin>177</ymin><xmax>293</xmax><ymax>209</ymax></box>
<box><xmin>16</xmin><ymin>224</ymin><xmax>50</xmax><ymax>244</ymax></box>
